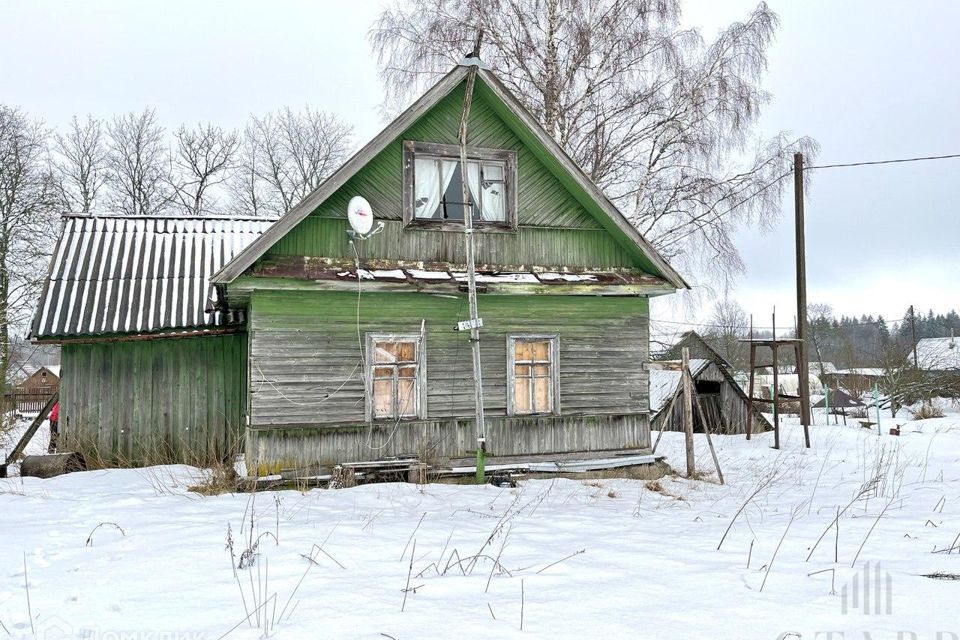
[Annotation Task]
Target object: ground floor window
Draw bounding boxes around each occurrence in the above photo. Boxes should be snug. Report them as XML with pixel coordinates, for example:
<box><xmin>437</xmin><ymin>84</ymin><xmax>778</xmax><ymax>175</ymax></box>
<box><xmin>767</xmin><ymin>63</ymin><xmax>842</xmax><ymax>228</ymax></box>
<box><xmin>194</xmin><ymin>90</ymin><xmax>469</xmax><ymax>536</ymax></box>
<box><xmin>366</xmin><ymin>334</ymin><xmax>425</xmax><ymax>421</ymax></box>
<box><xmin>507</xmin><ymin>335</ymin><xmax>560</xmax><ymax>415</ymax></box>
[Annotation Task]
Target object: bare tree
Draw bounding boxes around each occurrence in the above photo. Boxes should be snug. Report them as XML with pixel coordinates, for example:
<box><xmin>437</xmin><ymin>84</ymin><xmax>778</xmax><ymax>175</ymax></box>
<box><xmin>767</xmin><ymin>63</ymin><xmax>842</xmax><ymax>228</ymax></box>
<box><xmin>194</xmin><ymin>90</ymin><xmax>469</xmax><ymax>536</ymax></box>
<box><xmin>705</xmin><ymin>297</ymin><xmax>749</xmax><ymax>369</ymax></box>
<box><xmin>231</xmin><ymin>107</ymin><xmax>353</xmax><ymax>216</ymax></box>
<box><xmin>106</xmin><ymin>109</ymin><xmax>169</xmax><ymax>216</ymax></box>
<box><xmin>0</xmin><ymin>106</ymin><xmax>58</xmax><ymax>385</ymax></box>
<box><xmin>806</xmin><ymin>302</ymin><xmax>834</xmax><ymax>378</ymax></box>
<box><xmin>53</xmin><ymin>115</ymin><xmax>107</xmax><ymax>213</ymax></box>
<box><xmin>169</xmin><ymin>123</ymin><xmax>239</xmax><ymax>215</ymax></box>
<box><xmin>370</xmin><ymin>0</ymin><xmax>817</xmax><ymax>280</ymax></box>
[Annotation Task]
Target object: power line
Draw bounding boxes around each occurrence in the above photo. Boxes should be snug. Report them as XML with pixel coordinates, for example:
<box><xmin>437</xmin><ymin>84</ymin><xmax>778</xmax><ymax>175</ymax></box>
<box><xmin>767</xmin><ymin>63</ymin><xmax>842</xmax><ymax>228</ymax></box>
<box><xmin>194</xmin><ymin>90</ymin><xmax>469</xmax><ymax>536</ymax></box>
<box><xmin>658</xmin><ymin>151</ymin><xmax>960</xmax><ymax>246</ymax></box>
<box><xmin>805</xmin><ymin>153</ymin><xmax>960</xmax><ymax>171</ymax></box>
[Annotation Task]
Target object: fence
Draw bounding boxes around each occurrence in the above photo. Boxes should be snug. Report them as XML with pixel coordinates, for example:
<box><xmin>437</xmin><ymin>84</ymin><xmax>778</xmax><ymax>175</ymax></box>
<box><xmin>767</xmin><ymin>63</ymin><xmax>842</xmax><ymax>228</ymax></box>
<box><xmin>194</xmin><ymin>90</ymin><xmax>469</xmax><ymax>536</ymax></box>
<box><xmin>2</xmin><ymin>390</ymin><xmax>56</xmax><ymax>415</ymax></box>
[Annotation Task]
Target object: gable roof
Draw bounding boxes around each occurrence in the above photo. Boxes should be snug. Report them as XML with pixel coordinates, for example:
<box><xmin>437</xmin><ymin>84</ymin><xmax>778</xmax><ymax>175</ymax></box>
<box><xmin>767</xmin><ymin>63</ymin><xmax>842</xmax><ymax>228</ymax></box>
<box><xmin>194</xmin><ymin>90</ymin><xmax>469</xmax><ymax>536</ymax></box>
<box><xmin>657</xmin><ymin>331</ymin><xmax>733</xmax><ymax>368</ymax></box>
<box><xmin>31</xmin><ymin>214</ymin><xmax>276</xmax><ymax>340</ymax></box>
<box><xmin>914</xmin><ymin>336</ymin><xmax>960</xmax><ymax>370</ymax></box>
<box><xmin>649</xmin><ymin>358</ymin><xmax>711</xmax><ymax>414</ymax></box>
<box><xmin>212</xmin><ymin>63</ymin><xmax>687</xmax><ymax>289</ymax></box>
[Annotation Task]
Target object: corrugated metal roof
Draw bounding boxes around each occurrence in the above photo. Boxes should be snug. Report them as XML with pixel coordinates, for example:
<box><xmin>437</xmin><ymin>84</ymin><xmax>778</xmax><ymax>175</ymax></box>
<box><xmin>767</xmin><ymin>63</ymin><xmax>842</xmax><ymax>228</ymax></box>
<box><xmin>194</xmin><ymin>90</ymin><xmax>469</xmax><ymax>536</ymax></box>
<box><xmin>31</xmin><ymin>214</ymin><xmax>276</xmax><ymax>339</ymax></box>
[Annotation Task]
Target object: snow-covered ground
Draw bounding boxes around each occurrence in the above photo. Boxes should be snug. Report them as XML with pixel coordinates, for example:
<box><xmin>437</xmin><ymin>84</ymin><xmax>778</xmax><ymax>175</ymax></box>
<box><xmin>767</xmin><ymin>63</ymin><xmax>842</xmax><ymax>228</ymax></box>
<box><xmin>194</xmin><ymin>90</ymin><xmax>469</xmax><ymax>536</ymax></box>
<box><xmin>2</xmin><ymin>411</ymin><xmax>960</xmax><ymax>639</ymax></box>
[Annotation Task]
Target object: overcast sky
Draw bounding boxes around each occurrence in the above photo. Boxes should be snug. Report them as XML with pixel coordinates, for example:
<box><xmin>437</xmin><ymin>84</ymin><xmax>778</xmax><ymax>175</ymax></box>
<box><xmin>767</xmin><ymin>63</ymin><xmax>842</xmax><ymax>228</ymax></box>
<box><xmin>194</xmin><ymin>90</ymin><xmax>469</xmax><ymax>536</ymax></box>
<box><xmin>2</xmin><ymin>0</ymin><xmax>957</xmax><ymax>328</ymax></box>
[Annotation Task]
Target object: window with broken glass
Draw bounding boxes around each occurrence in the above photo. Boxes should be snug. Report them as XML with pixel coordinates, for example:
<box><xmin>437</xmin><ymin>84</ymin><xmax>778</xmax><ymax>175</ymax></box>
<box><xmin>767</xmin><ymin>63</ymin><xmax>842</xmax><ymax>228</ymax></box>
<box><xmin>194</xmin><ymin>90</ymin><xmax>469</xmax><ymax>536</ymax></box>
<box><xmin>507</xmin><ymin>335</ymin><xmax>560</xmax><ymax>416</ymax></box>
<box><xmin>366</xmin><ymin>335</ymin><xmax>424</xmax><ymax>421</ymax></box>
<box><xmin>403</xmin><ymin>141</ymin><xmax>516</xmax><ymax>229</ymax></box>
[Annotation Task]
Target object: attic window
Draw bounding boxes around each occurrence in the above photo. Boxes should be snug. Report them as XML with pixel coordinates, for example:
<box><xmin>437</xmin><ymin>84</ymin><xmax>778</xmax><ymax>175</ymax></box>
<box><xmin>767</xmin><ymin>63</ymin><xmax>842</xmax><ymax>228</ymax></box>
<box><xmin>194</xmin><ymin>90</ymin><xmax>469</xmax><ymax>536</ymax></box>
<box><xmin>403</xmin><ymin>141</ymin><xmax>516</xmax><ymax>230</ymax></box>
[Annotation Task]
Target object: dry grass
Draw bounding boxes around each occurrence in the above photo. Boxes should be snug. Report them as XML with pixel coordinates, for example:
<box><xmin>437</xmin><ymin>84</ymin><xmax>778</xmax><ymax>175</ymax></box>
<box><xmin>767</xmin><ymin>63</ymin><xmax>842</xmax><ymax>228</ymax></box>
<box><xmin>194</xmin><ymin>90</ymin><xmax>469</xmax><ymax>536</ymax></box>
<box><xmin>188</xmin><ymin>461</ymin><xmax>240</xmax><ymax>496</ymax></box>
<box><xmin>911</xmin><ymin>403</ymin><xmax>945</xmax><ymax>420</ymax></box>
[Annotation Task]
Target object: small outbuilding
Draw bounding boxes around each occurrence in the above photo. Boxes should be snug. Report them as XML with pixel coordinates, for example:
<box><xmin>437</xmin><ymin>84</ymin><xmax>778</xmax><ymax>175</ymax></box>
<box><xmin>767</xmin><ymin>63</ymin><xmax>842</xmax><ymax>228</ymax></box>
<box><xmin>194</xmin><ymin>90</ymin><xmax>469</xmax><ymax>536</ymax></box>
<box><xmin>649</xmin><ymin>358</ymin><xmax>771</xmax><ymax>435</ymax></box>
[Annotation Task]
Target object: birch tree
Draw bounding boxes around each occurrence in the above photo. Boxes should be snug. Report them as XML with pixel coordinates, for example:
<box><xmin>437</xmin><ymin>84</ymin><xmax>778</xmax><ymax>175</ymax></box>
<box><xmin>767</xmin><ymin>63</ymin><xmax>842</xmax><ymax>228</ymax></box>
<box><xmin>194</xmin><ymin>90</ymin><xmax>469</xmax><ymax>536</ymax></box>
<box><xmin>169</xmin><ymin>123</ymin><xmax>239</xmax><ymax>215</ymax></box>
<box><xmin>370</xmin><ymin>0</ymin><xmax>817</xmax><ymax>280</ymax></box>
<box><xmin>106</xmin><ymin>109</ymin><xmax>169</xmax><ymax>216</ymax></box>
<box><xmin>0</xmin><ymin>106</ymin><xmax>57</xmax><ymax>384</ymax></box>
<box><xmin>231</xmin><ymin>107</ymin><xmax>353</xmax><ymax>216</ymax></box>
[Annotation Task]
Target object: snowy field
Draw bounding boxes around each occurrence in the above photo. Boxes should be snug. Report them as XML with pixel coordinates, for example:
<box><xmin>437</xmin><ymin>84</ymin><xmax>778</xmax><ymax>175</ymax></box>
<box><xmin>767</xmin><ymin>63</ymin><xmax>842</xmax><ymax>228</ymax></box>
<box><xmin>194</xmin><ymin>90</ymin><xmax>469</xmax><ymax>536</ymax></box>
<box><xmin>2</xmin><ymin>411</ymin><xmax>960</xmax><ymax>639</ymax></box>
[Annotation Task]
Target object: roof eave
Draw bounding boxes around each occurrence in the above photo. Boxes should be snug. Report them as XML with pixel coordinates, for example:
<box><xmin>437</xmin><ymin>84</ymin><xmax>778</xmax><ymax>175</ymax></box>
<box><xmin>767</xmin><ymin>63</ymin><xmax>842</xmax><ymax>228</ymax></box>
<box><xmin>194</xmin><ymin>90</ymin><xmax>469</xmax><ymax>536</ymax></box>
<box><xmin>211</xmin><ymin>66</ymin><xmax>472</xmax><ymax>285</ymax></box>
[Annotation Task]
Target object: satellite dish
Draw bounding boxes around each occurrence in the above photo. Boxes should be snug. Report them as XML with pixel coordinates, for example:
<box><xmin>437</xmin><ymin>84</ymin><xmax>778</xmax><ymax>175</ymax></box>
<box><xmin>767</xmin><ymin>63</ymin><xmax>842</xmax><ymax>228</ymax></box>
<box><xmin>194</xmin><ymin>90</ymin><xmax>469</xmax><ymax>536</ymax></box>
<box><xmin>347</xmin><ymin>196</ymin><xmax>374</xmax><ymax>235</ymax></box>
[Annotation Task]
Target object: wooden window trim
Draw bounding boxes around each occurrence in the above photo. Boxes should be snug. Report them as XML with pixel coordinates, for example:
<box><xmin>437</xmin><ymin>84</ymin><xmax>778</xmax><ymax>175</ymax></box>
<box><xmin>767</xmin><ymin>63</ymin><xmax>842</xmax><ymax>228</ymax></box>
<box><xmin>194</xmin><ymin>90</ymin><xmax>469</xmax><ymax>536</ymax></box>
<box><xmin>402</xmin><ymin>140</ymin><xmax>518</xmax><ymax>233</ymax></box>
<box><xmin>365</xmin><ymin>332</ymin><xmax>428</xmax><ymax>422</ymax></box>
<box><xmin>506</xmin><ymin>334</ymin><xmax>560</xmax><ymax>416</ymax></box>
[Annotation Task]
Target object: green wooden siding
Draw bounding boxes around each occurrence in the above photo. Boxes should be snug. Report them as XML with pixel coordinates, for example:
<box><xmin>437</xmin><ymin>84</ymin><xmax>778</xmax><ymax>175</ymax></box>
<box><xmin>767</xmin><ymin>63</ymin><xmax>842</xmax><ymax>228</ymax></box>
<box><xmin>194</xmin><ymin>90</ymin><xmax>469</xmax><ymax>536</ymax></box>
<box><xmin>262</xmin><ymin>83</ymin><xmax>650</xmax><ymax>271</ymax></box>
<box><xmin>60</xmin><ymin>334</ymin><xmax>247</xmax><ymax>465</ymax></box>
<box><xmin>247</xmin><ymin>289</ymin><xmax>650</xmax><ymax>469</ymax></box>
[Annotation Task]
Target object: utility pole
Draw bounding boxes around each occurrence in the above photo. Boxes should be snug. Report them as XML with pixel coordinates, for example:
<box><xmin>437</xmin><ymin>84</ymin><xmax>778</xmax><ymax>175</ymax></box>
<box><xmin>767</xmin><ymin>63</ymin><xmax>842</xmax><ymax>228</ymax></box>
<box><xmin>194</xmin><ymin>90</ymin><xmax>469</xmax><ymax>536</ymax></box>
<box><xmin>909</xmin><ymin>305</ymin><xmax>919</xmax><ymax>368</ymax></box>
<box><xmin>794</xmin><ymin>152</ymin><xmax>812</xmax><ymax>449</ymax></box>
<box><xmin>457</xmin><ymin>34</ymin><xmax>488</xmax><ymax>483</ymax></box>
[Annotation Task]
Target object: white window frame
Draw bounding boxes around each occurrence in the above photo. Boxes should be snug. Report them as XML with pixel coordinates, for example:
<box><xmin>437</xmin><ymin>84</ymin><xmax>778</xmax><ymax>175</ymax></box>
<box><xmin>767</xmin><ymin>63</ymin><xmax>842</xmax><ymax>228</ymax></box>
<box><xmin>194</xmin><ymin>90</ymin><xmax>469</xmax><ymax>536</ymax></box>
<box><xmin>365</xmin><ymin>332</ymin><xmax>427</xmax><ymax>421</ymax></box>
<box><xmin>506</xmin><ymin>334</ymin><xmax>561</xmax><ymax>416</ymax></box>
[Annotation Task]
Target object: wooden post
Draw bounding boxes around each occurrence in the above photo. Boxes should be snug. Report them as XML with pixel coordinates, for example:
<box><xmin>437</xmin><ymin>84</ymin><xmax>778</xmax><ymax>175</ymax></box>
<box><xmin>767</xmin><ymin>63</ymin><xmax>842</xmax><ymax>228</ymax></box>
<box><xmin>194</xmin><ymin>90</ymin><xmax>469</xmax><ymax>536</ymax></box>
<box><xmin>457</xmin><ymin>36</ymin><xmax>488</xmax><ymax>483</ymax></box>
<box><xmin>909</xmin><ymin>305</ymin><xmax>919</xmax><ymax>368</ymax></box>
<box><xmin>687</xmin><ymin>363</ymin><xmax>724</xmax><ymax>484</ymax></box>
<box><xmin>771</xmin><ymin>312</ymin><xmax>780</xmax><ymax>450</ymax></box>
<box><xmin>746</xmin><ymin>342</ymin><xmax>756</xmax><ymax>440</ymax></box>
<box><xmin>681</xmin><ymin>347</ymin><xmax>695</xmax><ymax>477</ymax></box>
<box><xmin>794</xmin><ymin>152</ymin><xmax>812</xmax><ymax>448</ymax></box>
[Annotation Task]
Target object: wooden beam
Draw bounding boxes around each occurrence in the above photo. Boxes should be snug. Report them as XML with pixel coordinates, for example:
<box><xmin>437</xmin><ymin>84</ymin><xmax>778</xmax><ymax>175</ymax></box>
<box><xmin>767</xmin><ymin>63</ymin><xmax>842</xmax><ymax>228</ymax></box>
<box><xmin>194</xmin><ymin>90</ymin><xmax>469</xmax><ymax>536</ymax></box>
<box><xmin>1</xmin><ymin>393</ymin><xmax>58</xmax><ymax>478</ymax></box>
<box><xmin>681</xmin><ymin>347</ymin><xmax>695</xmax><ymax>477</ymax></box>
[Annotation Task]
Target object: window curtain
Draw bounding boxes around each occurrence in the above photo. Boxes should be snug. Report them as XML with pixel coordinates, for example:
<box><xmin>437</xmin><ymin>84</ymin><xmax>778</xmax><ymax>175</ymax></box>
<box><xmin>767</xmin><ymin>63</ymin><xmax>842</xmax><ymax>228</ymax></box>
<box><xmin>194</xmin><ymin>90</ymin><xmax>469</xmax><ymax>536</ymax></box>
<box><xmin>466</xmin><ymin>162</ymin><xmax>505</xmax><ymax>222</ymax></box>
<box><xmin>414</xmin><ymin>158</ymin><xmax>456</xmax><ymax>219</ymax></box>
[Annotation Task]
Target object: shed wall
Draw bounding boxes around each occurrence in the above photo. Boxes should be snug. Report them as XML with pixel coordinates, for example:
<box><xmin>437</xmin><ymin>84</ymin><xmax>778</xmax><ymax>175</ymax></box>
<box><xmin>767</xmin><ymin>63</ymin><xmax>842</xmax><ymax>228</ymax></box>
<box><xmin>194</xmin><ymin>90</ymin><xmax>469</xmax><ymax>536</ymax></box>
<box><xmin>60</xmin><ymin>334</ymin><xmax>247</xmax><ymax>464</ymax></box>
<box><xmin>652</xmin><ymin>362</ymin><xmax>763</xmax><ymax>435</ymax></box>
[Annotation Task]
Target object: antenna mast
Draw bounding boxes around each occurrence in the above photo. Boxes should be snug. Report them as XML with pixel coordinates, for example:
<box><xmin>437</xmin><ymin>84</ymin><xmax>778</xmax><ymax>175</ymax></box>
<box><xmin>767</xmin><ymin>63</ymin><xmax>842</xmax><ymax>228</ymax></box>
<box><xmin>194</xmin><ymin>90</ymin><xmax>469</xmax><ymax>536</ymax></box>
<box><xmin>458</xmin><ymin>31</ymin><xmax>488</xmax><ymax>482</ymax></box>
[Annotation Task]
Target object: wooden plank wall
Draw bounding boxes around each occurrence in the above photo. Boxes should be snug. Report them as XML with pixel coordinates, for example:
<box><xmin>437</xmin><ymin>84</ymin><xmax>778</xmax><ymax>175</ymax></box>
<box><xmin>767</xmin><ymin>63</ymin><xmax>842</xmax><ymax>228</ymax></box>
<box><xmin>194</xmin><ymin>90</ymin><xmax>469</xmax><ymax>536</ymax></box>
<box><xmin>248</xmin><ymin>414</ymin><xmax>648</xmax><ymax>473</ymax></box>
<box><xmin>247</xmin><ymin>289</ymin><xmax>651</xmax><ymax>471</ymax></box>
<box><xmin>651</xmin><ymin>362</ymin><xmax>756</xmax><ymax>435</ymax></box>
<box><xmin>264</xmin><ymin>85</ymin><xmax>642</xmax><ymax>271</ymax></box>
<box><xmin>60</xmin><ymin>334</ymin><xmax>247</xmax><ymax>464</ymax></box>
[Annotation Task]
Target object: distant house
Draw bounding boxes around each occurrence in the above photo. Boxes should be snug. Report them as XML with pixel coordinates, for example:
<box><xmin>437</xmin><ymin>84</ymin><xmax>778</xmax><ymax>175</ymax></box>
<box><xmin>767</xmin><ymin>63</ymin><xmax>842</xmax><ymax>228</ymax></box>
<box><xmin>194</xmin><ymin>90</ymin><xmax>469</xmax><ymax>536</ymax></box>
<box><xmin>755</xmin><ymin>372</ymin><xmax>823</xmax><ymax>399</ymax></box>
<box><xmin>826</xmin><ymin>368</ymin><xmax>884</xmax><ymax>396</ymax></box>
<box><xmin>5</xmin><ymin>365</ymin><xmax>61</xmax><ymax>414</ymax></box>
<box><xmin>913</xmin><ymin>336</ymin><xmax>960</xmax><ymax>371</ymax></box>
<box><xmin>649</xmin><ymin>358</ymin><xmax>771</xmax><ymax>435</ymax></box>
<box><xmin>31</xmin><ymin>61</ymin><xmax>687</xmax><ymax>473</ymax></box>
<box><xmin>15</xmin><ymin>365</ymin><xmax>61</xmax><ymax>395</ymax></box>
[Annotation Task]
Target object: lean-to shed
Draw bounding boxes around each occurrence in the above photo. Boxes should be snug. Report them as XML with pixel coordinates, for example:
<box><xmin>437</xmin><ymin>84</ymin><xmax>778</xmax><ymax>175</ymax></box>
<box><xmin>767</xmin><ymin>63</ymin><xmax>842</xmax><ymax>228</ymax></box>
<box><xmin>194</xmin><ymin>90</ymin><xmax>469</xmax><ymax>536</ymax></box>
<box><xmin>649</xmin><ymin>359</ymin><xmax>771</xmax><ymax>435</ymax></box>
<box><xmin>30</xmin><ymin>214</ymin><xmax>275</xmax><ymax>463</ymax></box>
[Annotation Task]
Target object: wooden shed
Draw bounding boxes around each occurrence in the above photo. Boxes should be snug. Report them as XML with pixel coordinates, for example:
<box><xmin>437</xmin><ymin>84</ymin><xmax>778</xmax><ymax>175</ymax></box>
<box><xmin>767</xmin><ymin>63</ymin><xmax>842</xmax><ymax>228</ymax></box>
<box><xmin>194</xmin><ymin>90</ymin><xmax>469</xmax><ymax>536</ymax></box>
<box><xmin>30</xmin><ymin>215</ymin><xmax>274</xmax><ymax>463</ymax></box>
<box><xmin>649</xmin><ymin>359</ymin><xmax>771</xmax><ymax>435</ymax></box>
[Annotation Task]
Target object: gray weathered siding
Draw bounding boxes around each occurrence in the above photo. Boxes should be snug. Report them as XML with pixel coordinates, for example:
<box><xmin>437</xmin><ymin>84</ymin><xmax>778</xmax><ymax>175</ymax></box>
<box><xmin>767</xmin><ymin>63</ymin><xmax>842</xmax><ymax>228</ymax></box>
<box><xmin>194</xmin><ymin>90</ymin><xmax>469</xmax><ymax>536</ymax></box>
<box><xmin>246</xmin><ymin>289</ymin><xmax>650</xmax><ymax>471</ymax></box>
<box><xmin>60</xmin><ymin>334</ymin><xmax>248</xmax><ymax>464</ymax></box>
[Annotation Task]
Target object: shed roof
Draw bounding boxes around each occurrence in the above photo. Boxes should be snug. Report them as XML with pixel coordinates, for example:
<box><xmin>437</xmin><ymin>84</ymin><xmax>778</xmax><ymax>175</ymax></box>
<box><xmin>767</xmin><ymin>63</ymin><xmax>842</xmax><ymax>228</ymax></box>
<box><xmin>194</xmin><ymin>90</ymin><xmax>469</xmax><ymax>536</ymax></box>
<box><xmin>914</xmin><ymin>336</ymin><xmax>960</xmax><ymax>371</ymax></box>
<box><xmin>31</xmin><ymin>214</ymin><xmax>276</xmax><ymax>340</ymax></box>
<box><xmin>648</xmin><ymin>359</ymin><xmax>711</xmax><ymax>414</ymax></box>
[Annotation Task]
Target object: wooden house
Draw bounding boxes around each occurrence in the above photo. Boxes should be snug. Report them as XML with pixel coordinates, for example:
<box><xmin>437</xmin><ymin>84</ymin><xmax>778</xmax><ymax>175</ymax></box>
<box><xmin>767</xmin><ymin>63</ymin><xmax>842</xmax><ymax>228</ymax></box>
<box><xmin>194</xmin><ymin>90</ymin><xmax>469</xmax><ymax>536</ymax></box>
<box><xmin>15</xmin><ymin>365</ymin><xmax>61</xmax><ymax>395</ymax></box>
<box><xmin>30</xmin><ymin>61</ymin><xmax>686</xmax><ymax>474</ymax></box>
